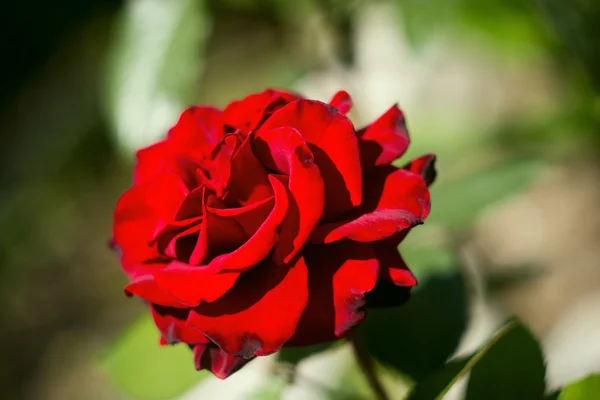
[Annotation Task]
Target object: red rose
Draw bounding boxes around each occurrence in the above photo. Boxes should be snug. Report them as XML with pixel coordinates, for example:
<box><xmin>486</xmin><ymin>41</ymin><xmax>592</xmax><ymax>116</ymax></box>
<box><xmin>111</xmin><ymin>89</ymin><xmax>435</xmax><ymax>379</ymax></box>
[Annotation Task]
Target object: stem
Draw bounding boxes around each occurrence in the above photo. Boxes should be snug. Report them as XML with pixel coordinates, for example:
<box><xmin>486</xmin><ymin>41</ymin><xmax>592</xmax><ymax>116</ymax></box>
<box><xmin>348</xmin><ymin>331</ymin><xmax>390</xmax><ymax>400</ymax></box>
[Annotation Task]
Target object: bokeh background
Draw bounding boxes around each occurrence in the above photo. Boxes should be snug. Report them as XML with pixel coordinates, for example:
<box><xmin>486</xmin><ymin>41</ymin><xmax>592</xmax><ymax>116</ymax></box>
<box><xmin>1</xmin><ymin>0</ymin><xmax>599</xmax><ymax>399</ymax></box>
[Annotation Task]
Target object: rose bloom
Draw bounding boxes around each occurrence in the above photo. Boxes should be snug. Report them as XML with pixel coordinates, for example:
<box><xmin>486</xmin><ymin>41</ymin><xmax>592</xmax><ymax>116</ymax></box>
<box><xmin>111</xmin><ymin>89</ymin><xmax>436</xmax><ymax>378</ymax></box>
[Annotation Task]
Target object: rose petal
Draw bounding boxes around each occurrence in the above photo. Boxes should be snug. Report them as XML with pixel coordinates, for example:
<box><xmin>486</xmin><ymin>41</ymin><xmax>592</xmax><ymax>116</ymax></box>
<box><xmin>403</xmin><ymin>153</ymin><xmax>437</xmax><ymax>186</ymax></box>
<box><xmin>252</xmin><ymin>127</ymin><xmax>325</xmax><ymax>264</ymax></box>
<box><xmin>358</xmin><ymin>104</ymin><xmax>410</xmax><ymax>168</ymax></box>
<box><xmin>151</xmin><ymin>305</ymin><xmax>210</xmax><ymax>345</ymax></box>
<box><xmin>187</xmin><ymin>256</ymin><xmax>308</xmax><ymax>358</ymax></box>
<box><xmin>225</xmin><ymin>136</ymin><xmax>274</xmax><ymax>206</ymax></box>
<box><xmin>258</xmin><ymin>100</ymin><xmax>362</xmax><ymax>219</ymax></box>
<box><xmin>124</xmin><ymin>274</ymin><xmax>186</xmax><ymax>308</ymax></box>
<box><xmin>113</xmin><ymin>173</ymin><xmax>188</xmax><ymax>275</ymax></box>
<box><xmin>310</xmin><ymin>166</ymin><xmax>430</xmax><ymax>244</ymax></box>
<box><xmin>366</xmin><ymin>241</ymin><xmax>415</xmax><ymax>308</ymax></box>
<box><xmin>329</xmin><ymin>90</ymin><xmax>353</xmax><ymax>114</ymax></box>
<box><xmin>193</xmin><ymin>344</ymin><xmax>251</xmax><ymax>379</ymax></box>
<box><xmin>188</xmin><ymin>191</ymin><xmax>248</xmax><ymax>266</ymax></box>
<box><xmin>207</xmin><ymin>175</ymin><xmax>289</xmax><ymax>272</ymax></box>
<box><xmin>286</xmin><ymin>241</ymin><xmax>379</xmax><ymax>346</ymax></box>
<box><xmin>134</xmin><ymin>140</ymin><xmax>169</xmax><ymax>185</ymax></box>
<box><xmin>223</xmin><ymin>89</ymin><xmax>302</xmax><ymax>133</ymax></box>
<box><xmin>152</xmin><ymin>261</ymin><xmax>241</xmax><ymax>306</ymax></box>
<box><xmin>168</xmin><ymin>106</ymin><xmax>225</xmax><ymax>161</ymax></box>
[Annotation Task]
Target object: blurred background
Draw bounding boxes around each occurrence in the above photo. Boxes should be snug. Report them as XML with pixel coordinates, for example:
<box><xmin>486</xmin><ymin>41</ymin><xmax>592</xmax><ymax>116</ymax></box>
<box><xmin>1</xmin><ymin>0</ymin><xmax>598</xmax><ymax>399</ymax></box>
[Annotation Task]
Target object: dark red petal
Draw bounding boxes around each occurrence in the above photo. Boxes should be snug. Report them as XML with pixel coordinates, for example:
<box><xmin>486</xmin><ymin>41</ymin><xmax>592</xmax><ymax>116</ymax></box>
<box><xmin>403</xmin><ymin>153</ymin><xmax>437</xmax><ymax>186</ymax></box>
<box><xmin>366</xmin><ymin>242</ymin><xmax>415</xmax><ymax>308</ymax></box>
<box><xmin>152</xmin><ymin>261</ymin><xmax>241</xmax><ymax>306</ymax></box>
<box><xmin>168</xmin><ymin>106</ymin><xmax>225</xmax><ymax>161</ymax></box>
<box><xmin>286</xmin><ymin>241</ymin><xmax>379</xmax><ymax>346</ymax></box>
<box><xmin>188</xmin><ymin>191</ymin><xmax>248</xmax><ymax>266</ymax></box>
<box><xmin>329</xmin><ymin>90</ymin><xmax>353</xmax><ymax>114</ymax></box>
<box><xmin>253</xmin><ymin>127</ymin><xmax>325</xmax><ymax>264</ymax></box>
<box><xmin>151</xmin><ymin>305</ymin><xmax>210</xmax><ymax>345</ymax></box>
<box><xmin>225</xmin><ymin>136</ymin><xmax>274</xmax><ymax>206</ymax></box>
<box><xmin>310</xmin><ymin>166</ymin><xmax>430</xmax><ymax>244</ymax></box>
<box><xmin>186</xmin><ymin>256</ymin><xmax>308</xmax><ymax>358</ymax></box>
<box><xmin>207</xmin><ymin>175</ymin><xmax>289</xmax><ymax>272</ymax></box>
<box><xmin>258</xmin><ymin>100</ymin><xmax>362</xmax><ymax>219</ymax></box>
<box><xmin>153</xmin><ymin>216</ymin><xmax>203</xmax><ymax>260</ymax></box>
<box><xmin>223</xmin><ymin>89</ymin><xmax>302</xmax><ymax>133</ymax></box>
<box><xmin>358</xmin><ymin>104</ymin><xmax>410</xmax><ymax>168</ymax></box>
<box><xmin>193</xmin><ymin>344</ymin><xmax>251</xmax><ymax>379</ymax></box>
<box><xmin>134</xmin><ymin>140</ymin><xmax>169</xmax><ymax>185</ymax></box>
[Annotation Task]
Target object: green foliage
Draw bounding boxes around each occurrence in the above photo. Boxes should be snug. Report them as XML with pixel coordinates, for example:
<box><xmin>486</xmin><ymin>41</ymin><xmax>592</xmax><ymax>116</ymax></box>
<box><xmin>104</xmin><ymin>0</ymin><xmax>210</xmax><ymax>153</ymax></box>
<box><xmin>407</xmin><ymin>359</ymin><xmax>468</xmax><ymax>400</ymax></box>
<box><xmin>278</xmin><ymin>342</ymin><xmax>335</xmax><ymax>365</ymax></box>
<box><xmin>100</xmin><ymin>315</ymin><xmax>207</xmax><ymax>400</ymax></box>
<box><xmin>408</xmin><ymin>321</ymin><xmax>546</xmax><ymax>400</ymax></box>
<box><xmin>395</xmin><ymin>0</ymin><xmax>551</xmax><ymax>59</ymax></box>
<box><xmin>246</xmin><ymin>376</ymin><xmax>289</xmax><ymax>400</ymax></box>
<box><xmin>558</xmin><ymin>374</ymin><xmax>600</xmax><ymax>400</ymax></box>
<box><xmin>465</xmin><ymin>321</ymin><xmax>546</xmax><ymax>399</ymax></box>
<box><xmin>359</xmin><ymin>272</ymin><xmax>468</xmax><ymax>380</ymax></box>
<box><xmin>429</xmin><ymin>158</ymin><xmax>545</xmax><ymax>228</ymax></box>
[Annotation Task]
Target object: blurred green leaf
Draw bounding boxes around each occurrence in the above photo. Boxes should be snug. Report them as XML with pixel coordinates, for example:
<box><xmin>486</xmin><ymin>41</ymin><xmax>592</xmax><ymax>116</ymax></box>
<box><xmin>395</xmin><ymin>0</ymin><xmax>550</xmax><ymax>59</ymax></box>
<box><xmin>246</xmin><ymin>376</ymin><xmax>288</xmax><ymax>400</ymax></box>
<box><xmin>558</xmin><ymin>374</ymin><xmax>600</xmax><ymax>400</ymax></box>
<box><xmin>429</xmin><ymin>158</ymin><xmax>544</xmax><ymax>228</ymax></box>
<box><xmin>359</xmin><ymin>272</ymin><xmax>468</xmax><ymax>380</ymax></box>
<box><xmin>407</xmin><ymin>359</ymin><xmax>468</xmax><ymax>400</ymax></box>
<box><xmin>278</xmin><ymin>342</ymin><xmax>334</xmax><ymax>365</ymax></box>
<box><xmin>535</xmin><ymin>0</ymin><xmax>600</xmax><ymax>90</ymax></box>
<box><xmin>100</xmin><ymin>315</ymin><xmax>207</xmax><ymax>400</ymax></box>
<box><xmin>105</xmin><ymin>0</ymin><xmax>210</xmax><ymax>153</ymax></box>
<box><xmin>337</xmin><ymin>357</ymin><xmax>412</xmax><ymax>400</ymax></box>
<box><xmin>408</xmin><ymin>320</ymin><xmax>545</xmax><ymax>400</ymax></box>
<box><xmin>466</xmin><ymin>321</ymin><xmax>546</xmax><ymax>400</ymax></box>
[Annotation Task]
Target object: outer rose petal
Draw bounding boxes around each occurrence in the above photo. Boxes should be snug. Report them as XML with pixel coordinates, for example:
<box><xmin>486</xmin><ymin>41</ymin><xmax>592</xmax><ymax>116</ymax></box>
<box><xmin>124</xmin><ymin>274</ymin><xmax>185</xmax><ymax>308</ymax></box>
<box><xmin>403</xmin><ymin>153</ymin><xmax>437</xmax><ymax>186</ymax></box>
<box><xmin>358</xmin><ymin>104</ymin><xmax>410</xmax><ymax>168</ymax></box>
<box><xmin>252</xmin><ymin>127</ymin><xmax>325</xmax><ymax>264</ymax></box>
<box><xmin>168</xmin><ymin>106</ymin><xmax>225</xmax><ymax>161</ymax></box>
<box><xmin>286</xmin><ymin>241</ymin><xmax>379</xmax><ymax>346</ymax></box>
<box><xmin>258</xmin><ymin>100</ymin><xmax>362</xmax><ymax>219</ymax></box>
<box><xmin>112</xmin><ymin>173</ymin><xmax>188</xmax><ymax>276</ymax></box>
<box><xmin>193</xmin><ymin>344</ymin><xmax>251</xmax><ymax>379</ymax></box>
<box><xmin>134</xmin><ymin>140</ymin><xmax>169</xmax><ymax>185</ymax></box>
<box><xmin>151</xmin><ymin>305</ymin><xmax>210</xmax><ymax>345</ymax></box>
<box><xmin>329</xmin><ymin>90</ymin><xmax>353</xmax><ymax>114</ymax></box>
<box><xmin>186</xmin><ymin>256</ymin><xmax>308</xmax><ymax>358</ymax></box>
<box><xmin>223</xmin><ymin>89</ymin><xmax>302</xmax><ymax>133</ymax></box>
<box><xmin>152</xmin><ymin>261</ymin><xmax>241</xmax><ymax>306</ymax></box>
<box><xmin>310</xmin><ymin>166</ymin><xmax>430</xmax><ymax>244</ymax></box>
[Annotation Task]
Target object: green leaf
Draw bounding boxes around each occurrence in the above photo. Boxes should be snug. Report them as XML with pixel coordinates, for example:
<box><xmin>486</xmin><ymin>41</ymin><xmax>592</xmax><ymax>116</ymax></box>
<box><xmin>465</xmin><ymin>321</ymin><xmax>546</xmax><ymax>400</ymax></box>
<box><xmin>428</xmin><ymin>158</ymin><xmax>544</xmax><ymax>228</ymax></box>
<box><xmin>278</xmin><ymin>342</ymin><xmax>335</xmax><ymax>365</ymax></box>
<box><xmin>100</xmin><ymin>315</ymin><xmax>208</xmax><ymax>400</ymax></box>
<box><xmin>407</xmin><ymin>320</ymin><xmax>546</xmax><ymax>400</ymax></box>
<box><xmin>359</xmin><ymin>272</ymin><xmax>468</xmax><ymax>380</ymax></box>
<box><xmin>104</xmin><ymin>0</ymin><xmax>210</xmax><ymax>153</ymax></box>
<box><xmin>558</xmin><ymin>374</ymin><xmax>600</xmax><ymax>400</ymax></box>
<box><xmin>407</xmin><ymin>359</ymin><xmax>468</xmax><ymax>400</ymax></box>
